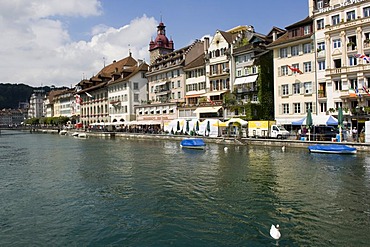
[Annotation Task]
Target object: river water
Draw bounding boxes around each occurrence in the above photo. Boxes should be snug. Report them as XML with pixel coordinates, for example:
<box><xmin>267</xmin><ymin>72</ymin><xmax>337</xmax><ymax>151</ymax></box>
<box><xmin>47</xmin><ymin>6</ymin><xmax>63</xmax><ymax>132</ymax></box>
<box><xmin>0</xmin><ymin>130</ymin><xmax>369</xmax><ymax>246</ymax></box>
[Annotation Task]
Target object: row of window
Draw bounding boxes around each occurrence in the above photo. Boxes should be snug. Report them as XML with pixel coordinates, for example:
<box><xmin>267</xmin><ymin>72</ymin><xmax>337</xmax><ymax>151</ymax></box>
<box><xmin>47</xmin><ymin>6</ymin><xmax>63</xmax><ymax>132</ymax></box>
<box><xmin>152</xmin><ymin>92</ymin><xmax>182</xmax><ymax>102</ymax></box>
<box><xmin>110</xmin><ymin>106</ymin><xmax>128</xmax><ymax>114</ymax></box>
<box><xmin>208</xmin><ymin>48</ymin><xmax>228</xmax><ymax>59</ymax></box>
<box><xmin>186</xmin><ymin>68</ymin><xmax>205</xmax><ymax>79</ymax></box>
<box><xmin>150</xmin><ymin>80</ymin><xmax>182</xmax><ymax>93</ymax></box>
<box><xmin>281</xmin><ymin>102</ymin><xmax>313</xmax><ymax>115</ymax></box>
<box><xmin>148</xmin><ymin>70</ymin><xmax>182</xmax><ymax>82</ymax></box>
<box><xmin>279</xmin><ymin>62</ymin><xmax>312</xmax><ymax>76</ymax></box>
<box><xmin>279</xmin><ymin>43</ymin><xmax>312</xmax><ymax>58</ymax></box>
<box><xmin>280</xmin><ymin>82</ymin><xmax>314</xmax><ymax>96</ymax></box>
<box><xmin>138</xmin><ymin>108</ymin><xmax>175</xmax><ymax>115</ymax></box>
<box><xmin>316</xmin><ymin>7</ymin><xmax>370</xmax><ymax>30</ymax></box>
<box><xmin>236</xmin><ymin>66</ymin><xmax>258</xmax><ymax>77</ymax></box>
<box><xmin>186</xmin><ymin>82</ymin><xmax>206</xmax><ymax>92</ymax></box>
<box><xmin>235</xmin><ymin>53</ymin><xmax>254</xmax><ymax>64</ymax></box>
<box><xmin>210</xmin><ymin>62</ymin><xmax>229</xmax><ymax>75</ymax></box>
<box><xmin>81</xmin><ymin>106</ymin><xmax>109</xmax><ymax>115</ymax></box>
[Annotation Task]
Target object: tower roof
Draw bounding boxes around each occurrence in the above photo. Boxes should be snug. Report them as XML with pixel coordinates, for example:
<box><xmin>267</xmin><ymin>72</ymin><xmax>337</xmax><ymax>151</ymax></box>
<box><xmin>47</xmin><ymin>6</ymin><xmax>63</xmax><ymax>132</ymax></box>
<box><xmin>149</xmin><ymin>21</ymin><xmax>174</xmax><ymax>51</ymax></box>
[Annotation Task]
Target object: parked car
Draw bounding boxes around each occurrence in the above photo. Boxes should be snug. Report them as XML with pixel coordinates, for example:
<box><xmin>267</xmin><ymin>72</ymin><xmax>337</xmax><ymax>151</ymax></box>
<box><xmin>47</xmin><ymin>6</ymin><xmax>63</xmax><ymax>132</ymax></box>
<box><xmin>308</xmin><ymin>126</ymin><xmax>338</xmax><ymax>141</ymax></box>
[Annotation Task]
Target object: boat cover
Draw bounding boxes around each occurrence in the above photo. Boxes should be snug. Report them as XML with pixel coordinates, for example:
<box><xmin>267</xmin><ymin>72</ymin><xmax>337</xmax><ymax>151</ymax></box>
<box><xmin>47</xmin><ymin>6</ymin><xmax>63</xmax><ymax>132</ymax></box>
<box><xmin>180</xmin><ymin>138</ymin><xmax>206</xmax><ymax>148</ymax></box>
<box><xmin>308</xmin><ymin>144</ymin><xmax>356</xmax><ymax>154</ymax></box>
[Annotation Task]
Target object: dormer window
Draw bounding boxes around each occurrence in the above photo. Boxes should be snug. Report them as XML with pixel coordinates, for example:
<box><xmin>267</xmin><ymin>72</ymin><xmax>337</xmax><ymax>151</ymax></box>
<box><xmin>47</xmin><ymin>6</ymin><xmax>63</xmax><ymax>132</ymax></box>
<box><xmin>304</xmin><ymin>25</ymin><xmax>311</xmax><ymax>35</ymax></box>
<box><xmin>291</xmin><ymin>29</ymin><xmax>298</xmax><ymax>37</ymax></box>
<box><xmin>317</xmin><ymin>0</ymin><xmax>323</xmax><ymax>9</ymax></box>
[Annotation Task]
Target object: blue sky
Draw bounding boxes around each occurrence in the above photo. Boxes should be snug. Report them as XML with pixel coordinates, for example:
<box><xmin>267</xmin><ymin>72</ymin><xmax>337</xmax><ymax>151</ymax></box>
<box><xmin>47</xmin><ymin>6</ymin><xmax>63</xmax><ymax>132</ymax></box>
<box><xmin>0</xmin><ymin>0</ymin><xmax>308</xmax><ymax>87</ymax></box>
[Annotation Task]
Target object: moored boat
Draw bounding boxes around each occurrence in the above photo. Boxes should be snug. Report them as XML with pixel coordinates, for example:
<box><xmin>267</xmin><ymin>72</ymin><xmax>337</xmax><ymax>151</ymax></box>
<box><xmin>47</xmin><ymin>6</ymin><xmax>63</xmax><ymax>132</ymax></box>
<box><xmin>180</xmin><ymin>138</ymin><xmax>206</xmax><ymax>150</ymax></box>
<box><xmin>78</xmin><ymin>133</ymin><xmax>87</xmax><ymax>138</ymax></box>
<box><xmin>59</xmin><ymin>129</ymin><xmax>68</xmax><ymax>135</ymax></box>
<box><xmin>308</xmin><ymin>144</ymin><xmax>357</xmax><ymax>154</ymax></box>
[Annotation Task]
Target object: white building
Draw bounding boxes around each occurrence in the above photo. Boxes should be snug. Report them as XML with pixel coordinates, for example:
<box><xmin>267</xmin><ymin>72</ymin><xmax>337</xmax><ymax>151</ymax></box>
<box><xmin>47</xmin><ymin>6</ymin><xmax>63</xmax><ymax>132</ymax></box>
<box><xmin>108</xmin><ymin>59</ymin><xmax>148</xmax><ymax>123</ymax></box>
<box><xmin>28</xmin><ymin>90</ymin><xmax>45</xmax><ymax>118</ymax></box>
<box><xmin>310</xmin><ymin>0</ymin><xmax>370</xmax><ymax>131</ymax></box>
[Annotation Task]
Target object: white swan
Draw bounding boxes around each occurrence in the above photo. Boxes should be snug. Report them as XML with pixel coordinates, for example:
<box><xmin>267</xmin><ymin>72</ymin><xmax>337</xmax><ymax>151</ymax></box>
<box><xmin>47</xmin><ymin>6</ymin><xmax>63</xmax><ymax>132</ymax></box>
<box><xmin>224</xmin><ymin>147</ymin><xmax>228</xmax><ymax>151</ymax></box>
<box><xmin>270</xmin><ymin>224</ymin><xmax>281</xmax><ymax>240</ymax></box>
<box><xmin>282</xmin><ymin>146</ymin><xmax>286</xmax><ymax>152</ymax></box>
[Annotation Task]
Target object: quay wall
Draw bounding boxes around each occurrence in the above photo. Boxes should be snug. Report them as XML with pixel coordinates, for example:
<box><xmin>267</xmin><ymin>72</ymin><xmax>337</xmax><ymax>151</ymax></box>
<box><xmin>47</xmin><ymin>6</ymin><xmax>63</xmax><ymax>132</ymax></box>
<box><xmin>31</xmin><ymin>128</ymin><xmax>370</xmax><ymax>152</ymax></box>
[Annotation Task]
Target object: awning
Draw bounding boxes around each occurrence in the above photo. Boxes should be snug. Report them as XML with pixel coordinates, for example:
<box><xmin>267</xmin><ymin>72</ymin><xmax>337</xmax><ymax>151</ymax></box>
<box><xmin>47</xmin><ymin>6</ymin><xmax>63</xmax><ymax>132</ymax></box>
<box><xmin>193</xmin><ymin>106</ymin><xmax>222</xmax><ymax>114</ymax></box>
<box><xmin>126</xmin><ymin>120</ymin><xmax>162</xmax><ymax>125</ymax></box>
<box><xmin>201</xmin><ymin>90</ymin><xmax>227</xmax><ymax>97</ymax></box>
<box><xmin>234</xmin><ymin>75</ymin><xmax>258</xmax><ymax>85</ymax></box>
<box><xmin>185</xmin><ymin>94</ymin><xmax>203</xmax><ymax>98</ymax></box>
<box><xmin>292</xmin><ymin>115</ymin><xmax>338</xmax><ymax>126</ymax></box>
<box><xmin>234</xmin><ymin>78</ymin><xmax>245</xmax><ymax>85</ymax></box>
<box><xmin>155</xmin><ymin>81</ymin><xmax>167</xmax><ymax>87</ymax></box>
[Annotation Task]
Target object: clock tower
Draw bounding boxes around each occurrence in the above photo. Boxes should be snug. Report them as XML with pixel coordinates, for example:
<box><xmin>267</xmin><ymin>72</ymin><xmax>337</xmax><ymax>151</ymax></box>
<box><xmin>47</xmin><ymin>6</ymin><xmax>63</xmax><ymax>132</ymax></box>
<box><xmin>149</xmin><ymin>21</ymin><xmax>174</xmax><ymax>64</ymax></box>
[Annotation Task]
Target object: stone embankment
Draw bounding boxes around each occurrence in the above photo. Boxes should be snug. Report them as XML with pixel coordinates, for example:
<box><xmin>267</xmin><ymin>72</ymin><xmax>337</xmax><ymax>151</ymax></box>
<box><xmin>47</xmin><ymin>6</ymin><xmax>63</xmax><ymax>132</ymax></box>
<box><xmin>32</xmin><ymin>128</ymin><xmax>370</xmax><ymax>152</ymax></box>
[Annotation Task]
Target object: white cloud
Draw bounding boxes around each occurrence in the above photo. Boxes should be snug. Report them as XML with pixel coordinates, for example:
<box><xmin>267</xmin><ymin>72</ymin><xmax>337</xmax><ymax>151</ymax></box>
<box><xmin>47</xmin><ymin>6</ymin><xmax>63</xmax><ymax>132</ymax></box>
<box><xmin>0</xmin><ymin>1</ymin><xmax>156</xmax><ymax>87</ymax></box>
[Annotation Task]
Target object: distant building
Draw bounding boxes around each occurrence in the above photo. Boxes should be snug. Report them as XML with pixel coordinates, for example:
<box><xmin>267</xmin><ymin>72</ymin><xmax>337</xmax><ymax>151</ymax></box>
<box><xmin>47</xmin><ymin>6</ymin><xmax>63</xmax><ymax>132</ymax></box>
<box><xmin>0</xmin><ymin>109</ymin><xmax>27</xmax><ymax>126</ymax></box>
<box><xmin>27</xmin><ymin>90</ymin><xmax>45</xmax><ymax>118</ymax></box>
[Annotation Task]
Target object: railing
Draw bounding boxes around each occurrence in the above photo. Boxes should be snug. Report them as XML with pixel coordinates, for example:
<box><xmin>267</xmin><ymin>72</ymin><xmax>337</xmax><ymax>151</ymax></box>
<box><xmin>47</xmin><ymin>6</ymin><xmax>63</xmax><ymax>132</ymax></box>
<box><xmin>318</xmin><ymin>91</ymin><xmax>326</xmax><ymax>98</ymax></box>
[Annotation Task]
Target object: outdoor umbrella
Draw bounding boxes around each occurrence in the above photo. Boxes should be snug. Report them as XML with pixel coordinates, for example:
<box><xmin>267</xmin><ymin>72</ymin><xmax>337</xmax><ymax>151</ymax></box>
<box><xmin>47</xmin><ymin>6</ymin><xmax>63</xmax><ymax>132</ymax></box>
<box><xmin>186</xmin><ymin>121</ymin><xmax>190</xmax><ymax>134</ymax></box>
<box><xmin>196</xmin><ymin>121</ymin><xmax>199</xmax><ymax>132</ymax></box>
<box><xmin>206</xmin><ymin>121</ymin><xmax>211</xmax><ymax>136</ymax></box>
<box><xmin>306</xmin><ymin>109</ymin><xmax>313</xmax><ymax>141</ymax></box>
<box><xmin>177</xmin><ymin>121</ymin><xmax>181</xmax><ymax>132</ymax></box>
<box><xmin>338</xmin><ymin>107</ymin><xmax>343</xmax><ymax>142</ymax></box>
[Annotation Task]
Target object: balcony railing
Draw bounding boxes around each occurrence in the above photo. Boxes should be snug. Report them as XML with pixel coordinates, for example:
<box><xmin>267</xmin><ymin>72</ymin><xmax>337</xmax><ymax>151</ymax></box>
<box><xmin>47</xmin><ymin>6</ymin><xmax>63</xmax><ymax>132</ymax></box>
<box><xmin>318</xmin><ymin>90</ymin><xmax>326</xmax><ymax>98</ymax></box>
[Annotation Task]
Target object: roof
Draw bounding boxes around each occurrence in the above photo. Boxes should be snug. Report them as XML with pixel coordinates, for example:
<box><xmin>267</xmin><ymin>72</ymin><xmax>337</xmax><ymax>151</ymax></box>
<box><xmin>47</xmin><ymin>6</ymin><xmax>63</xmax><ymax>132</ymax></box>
<box><xmin>285</xmin><ymin>16</ymin><xmax>312</xmax><ymax>29</ymax></box>
<box><xmin>108</xmin><ymin>62</ymin><xmax>149</xmax><ymax>86</ymax></box>
<box><xmin>267</xmin><ymin>17</ymin><xmax>313</xmax><ymax>48</ymax></box>
<box><xmin>95</xmin><ymin>54</ymin><xmax>137</xmax><ymax>78</ymax></box>
<box><xmin>183</xmin><ymin>54</ymin><xmax>205</xmax><ymax>70</ymax></box>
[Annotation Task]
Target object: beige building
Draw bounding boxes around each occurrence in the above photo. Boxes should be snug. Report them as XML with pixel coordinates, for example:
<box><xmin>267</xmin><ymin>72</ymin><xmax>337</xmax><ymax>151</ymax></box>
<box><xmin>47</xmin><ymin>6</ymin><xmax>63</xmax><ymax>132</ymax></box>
<box><xmin>268</xmin><ymin>17</ymin><xmax>316</xmax><ymax>125</ymax></box>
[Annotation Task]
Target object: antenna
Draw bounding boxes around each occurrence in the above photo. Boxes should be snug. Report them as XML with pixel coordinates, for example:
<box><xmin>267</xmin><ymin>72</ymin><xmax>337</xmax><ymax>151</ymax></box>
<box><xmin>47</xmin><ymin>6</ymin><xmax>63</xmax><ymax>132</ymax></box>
<box><xmin>128</xmin><ymin>44</ymin><xmax>131</xmax><ymax>56</ymax></box>
<box><xmin>103</xmin><ymin>57</ymin><xmax>106</xmax><ymax>67</ymax></box>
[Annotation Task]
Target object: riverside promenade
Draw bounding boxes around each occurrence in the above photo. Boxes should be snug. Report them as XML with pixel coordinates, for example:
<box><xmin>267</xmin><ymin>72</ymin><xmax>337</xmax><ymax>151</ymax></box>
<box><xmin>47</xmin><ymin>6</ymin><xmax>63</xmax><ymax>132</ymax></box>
<box><xmin>30</xmin><ymin>128</ymin><xmax>370</xmax><ymax>152</ymax></box>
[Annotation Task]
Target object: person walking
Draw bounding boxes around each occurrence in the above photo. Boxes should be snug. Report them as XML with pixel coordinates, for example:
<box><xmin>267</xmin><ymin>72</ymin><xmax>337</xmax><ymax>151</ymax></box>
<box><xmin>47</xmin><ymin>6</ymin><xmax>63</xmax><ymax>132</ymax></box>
<box><xmin>352</xmin><ymin>127</ymin><xmax>358</xmax><ymax>142</ymax></box>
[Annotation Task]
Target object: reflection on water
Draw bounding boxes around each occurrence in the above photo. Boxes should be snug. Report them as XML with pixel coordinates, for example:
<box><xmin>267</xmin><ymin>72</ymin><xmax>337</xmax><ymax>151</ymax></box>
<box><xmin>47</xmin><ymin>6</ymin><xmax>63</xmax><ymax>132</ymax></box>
<box><xmin>0</xmin><ymin>130</ymin><xmax>369</xmax><ymax>246</ymax></box>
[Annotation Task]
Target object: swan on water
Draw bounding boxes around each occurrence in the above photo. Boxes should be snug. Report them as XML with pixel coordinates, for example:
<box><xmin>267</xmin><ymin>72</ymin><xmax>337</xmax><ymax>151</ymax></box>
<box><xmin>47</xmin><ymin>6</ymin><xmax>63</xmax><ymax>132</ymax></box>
<box><xmin>282</xmin><ymin>146</ymin><xmax>286</xmax><ymax>152</ymax></box>
<box><xmin>224</xmin><ymin>147</ymin><xmax>228</xmax><ymax>151</ymax></box>
<box><xmin>270</xmin><ymin>224</ymin><xmax>281</xmax><ymax>240</ymax></box>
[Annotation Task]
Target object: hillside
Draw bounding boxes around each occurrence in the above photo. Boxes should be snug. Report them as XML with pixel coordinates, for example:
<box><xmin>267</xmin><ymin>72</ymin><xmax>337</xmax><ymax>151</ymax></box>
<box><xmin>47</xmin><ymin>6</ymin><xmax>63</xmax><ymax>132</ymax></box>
<box><xmin>0</xmin><ymin>83</ymin><xmax>63</xmax><ymax>109</ymax></box>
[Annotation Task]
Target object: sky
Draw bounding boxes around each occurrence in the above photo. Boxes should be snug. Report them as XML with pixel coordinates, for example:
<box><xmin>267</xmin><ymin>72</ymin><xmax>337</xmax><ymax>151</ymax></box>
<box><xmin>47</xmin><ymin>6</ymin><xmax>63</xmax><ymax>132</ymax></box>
<box><xmin>0</xmin><ymin>0</ymin><xmax>309</xmax><ymax>88</ymax></box>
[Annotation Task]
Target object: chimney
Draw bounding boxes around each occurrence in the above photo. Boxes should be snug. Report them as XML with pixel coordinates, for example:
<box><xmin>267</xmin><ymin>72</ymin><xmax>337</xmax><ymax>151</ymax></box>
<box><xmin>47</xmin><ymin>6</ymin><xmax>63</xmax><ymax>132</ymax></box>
<box><xmin>204</xmin><ymin>37</ymin><xmax>210</xmax><ymax>52</ymax></box>
<box><xmin>272</xmin><ymin>31</ymin><xmax>277</xmax><ymax>41</ymax></box>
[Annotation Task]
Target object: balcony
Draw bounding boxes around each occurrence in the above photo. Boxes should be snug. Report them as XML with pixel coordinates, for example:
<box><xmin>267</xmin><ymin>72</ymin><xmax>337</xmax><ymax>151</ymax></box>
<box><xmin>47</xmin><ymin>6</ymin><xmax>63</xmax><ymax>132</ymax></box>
<box><xmin>327</xmin><ymin>64</ymin><xmax>370</xmax><ymax>76</ymax></box>
<box><xmin>155</xmin><ymin>89</ymin><xmax>170</xmax><ymax>96</ymax></box>
<box><xmin>236</xmin><ymin>86</ymin><xmax>258</xmax><ymax>93</ymax></box>
<box><xmin>364</xmin><ymin>41</ymin><xmax>370</xmax><ymax>49</ymax></box>
<box><xmin>318</xmin><ymin>90</ymin><xmax>326</xmax><ymax>98</ymax></box>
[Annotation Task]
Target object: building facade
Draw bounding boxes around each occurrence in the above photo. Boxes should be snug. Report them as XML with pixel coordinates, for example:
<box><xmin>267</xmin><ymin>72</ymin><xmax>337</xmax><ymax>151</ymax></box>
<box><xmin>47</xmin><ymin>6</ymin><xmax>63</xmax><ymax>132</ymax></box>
<box><xmin>310</xmin><ymin>0</ymin><xmax>370</xmax><ymax>131</ymax></box>
<box><xmin>268</xmin><ymin>17</ymin><xmax>316</xmax><ymax>126</ymax></box>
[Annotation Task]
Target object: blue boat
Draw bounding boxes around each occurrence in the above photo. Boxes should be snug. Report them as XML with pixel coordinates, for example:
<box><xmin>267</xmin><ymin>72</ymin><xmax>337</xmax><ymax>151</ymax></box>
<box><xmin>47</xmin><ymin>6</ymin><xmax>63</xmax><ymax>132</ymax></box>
<box><xmin>180</xmin><ymin>138</ymin><xmax>206</xmax><ymax>150</ymax></box>
<box><xmin>308</xmin><ymin>144</ymin><xmax>357</xmax><ymax>154</ymax></box>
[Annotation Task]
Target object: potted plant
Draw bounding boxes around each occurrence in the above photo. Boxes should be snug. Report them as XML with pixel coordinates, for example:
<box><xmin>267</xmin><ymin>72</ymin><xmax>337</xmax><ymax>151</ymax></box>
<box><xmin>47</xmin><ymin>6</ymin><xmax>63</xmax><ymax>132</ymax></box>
<box><xmin>347</xmin><ymin>41</ymin><xmax>355</xmax><ymax>47</ymax></box>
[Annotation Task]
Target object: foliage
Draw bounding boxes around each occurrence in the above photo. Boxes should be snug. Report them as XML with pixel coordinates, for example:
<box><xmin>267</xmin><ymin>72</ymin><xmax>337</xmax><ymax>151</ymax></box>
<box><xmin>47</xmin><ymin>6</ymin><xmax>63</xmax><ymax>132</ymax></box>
<box><xmin>0</xmin><ymin>83</ymin><xmax>65</xmax><ymax>109</ymax></box>
<box><xmin>26</xmin><ymin>116</ymin><xmax>70</xmax><ymax>126</ymax></box>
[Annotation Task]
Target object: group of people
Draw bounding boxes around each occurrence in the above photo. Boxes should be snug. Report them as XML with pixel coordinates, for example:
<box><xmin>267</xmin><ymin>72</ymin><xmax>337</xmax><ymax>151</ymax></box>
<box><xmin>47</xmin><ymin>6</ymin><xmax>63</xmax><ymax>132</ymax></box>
<box><xmin>296</xmin><ymin>125</ymin><xmax>364</xmax><ymax>142</ymax></box>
